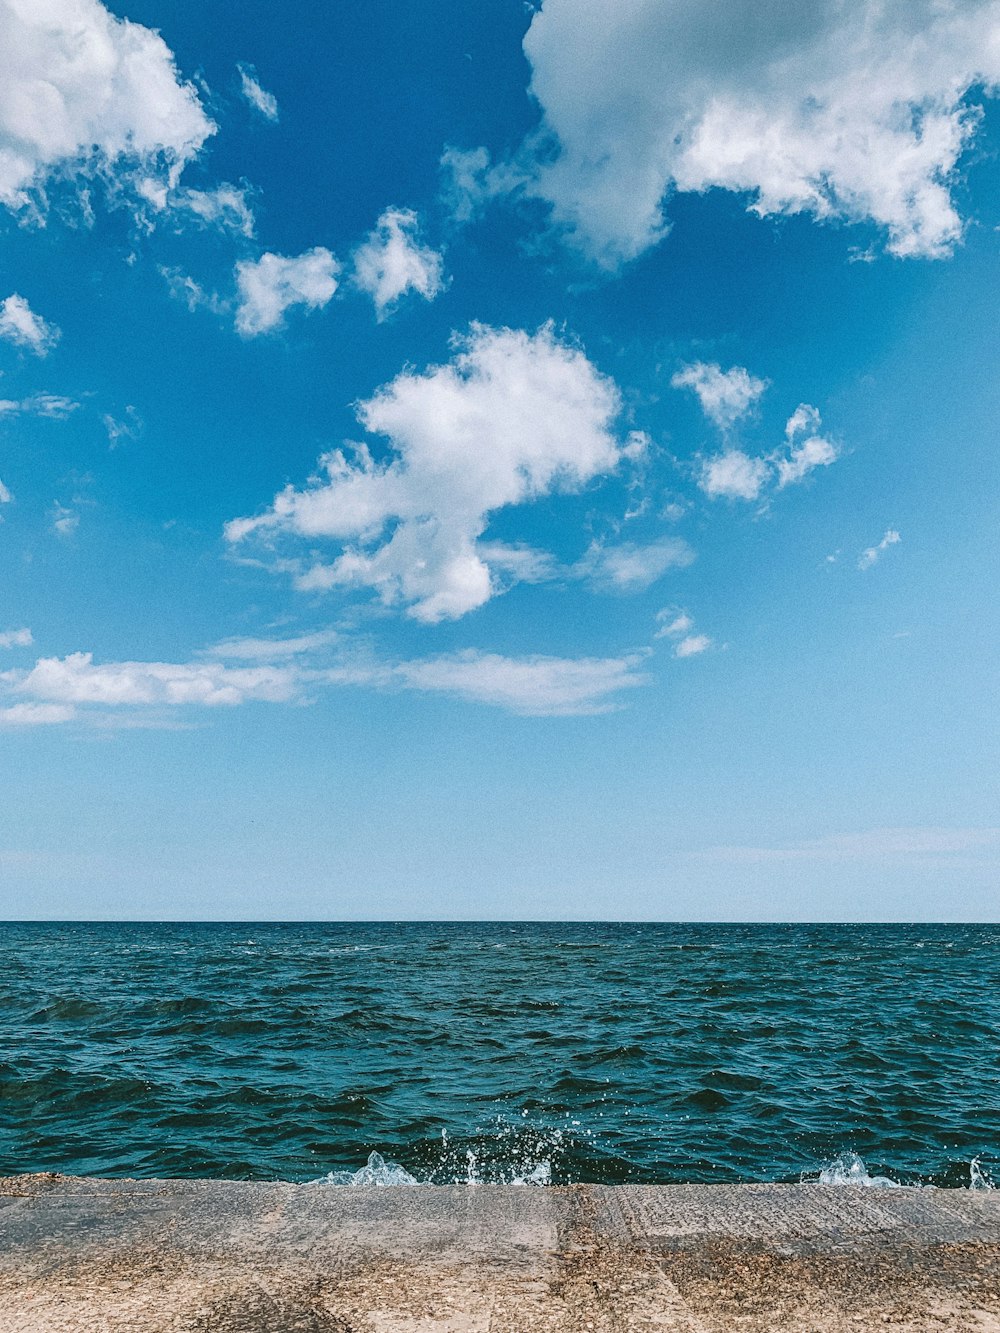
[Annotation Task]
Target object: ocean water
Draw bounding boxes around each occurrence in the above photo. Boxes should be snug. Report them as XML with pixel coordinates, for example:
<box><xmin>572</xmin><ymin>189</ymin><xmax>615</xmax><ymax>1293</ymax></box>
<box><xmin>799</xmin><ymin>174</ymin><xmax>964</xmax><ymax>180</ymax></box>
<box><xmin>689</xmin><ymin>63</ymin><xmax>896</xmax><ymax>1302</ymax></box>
<box><xmin>0</xmin><ymin>921</ymin><xmax>996</xmax><ymax>1187</ymax></box>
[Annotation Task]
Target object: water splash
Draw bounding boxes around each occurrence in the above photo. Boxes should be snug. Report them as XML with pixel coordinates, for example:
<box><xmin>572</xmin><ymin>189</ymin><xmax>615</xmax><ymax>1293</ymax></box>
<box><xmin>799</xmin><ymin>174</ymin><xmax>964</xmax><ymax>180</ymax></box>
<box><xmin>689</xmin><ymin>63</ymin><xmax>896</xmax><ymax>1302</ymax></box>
<box><xmin>315</xmin><ymin>1151</ymin><xmax>421</xmax><ymax>1186</ymax></box>
<box><xmin>815</xmin><ymin>1152</ymin><xmax>902</xmax><ymax>1188</ymax></box>
<box><xmin>970</xmin><ymin>1157</ymin><xmax>996</xmax><ymax>1191</ymax></box>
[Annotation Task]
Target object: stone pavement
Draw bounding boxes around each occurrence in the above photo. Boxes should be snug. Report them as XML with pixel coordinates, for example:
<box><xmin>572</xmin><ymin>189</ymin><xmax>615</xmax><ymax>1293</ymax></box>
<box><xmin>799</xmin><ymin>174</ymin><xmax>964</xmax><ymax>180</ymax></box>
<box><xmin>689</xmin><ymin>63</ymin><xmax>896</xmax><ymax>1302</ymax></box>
<box><xmin>1</xmin><ymin>1175</ymin><xmax>998</xmax><ymax>1331</ymax></box>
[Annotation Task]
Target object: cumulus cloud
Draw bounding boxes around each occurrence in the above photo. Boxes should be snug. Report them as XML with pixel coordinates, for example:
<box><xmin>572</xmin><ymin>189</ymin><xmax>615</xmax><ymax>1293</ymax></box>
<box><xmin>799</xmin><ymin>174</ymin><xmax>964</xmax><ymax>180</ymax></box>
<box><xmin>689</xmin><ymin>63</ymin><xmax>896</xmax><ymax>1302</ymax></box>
<box><xmin>674</xmin><ymin>633</ymin><xmax>712</xmax><ymax>659</ymax></box>
<box><xmin>0</xmin><ymin>627</ymin><xmax>32</xmax><ymax>648</ymax></box>
<box><xmin>476</xmin><ymin>0</ymin><xmax>1000</xmax><ymax>266</ymax></box>
<box><xmin>234</xmin><ymin>248</ymin><xmax>339</xmax><ymax>336</ymax></box>
<box><xmin>226</xmin><ymin>323</ymin><xmax>630</xmax><ymax>622</ymax></box>
<box><xmin>672</xmin><ymin>362</ymin><xmax>768</xmax><ymax>431</ymax></box>
<box><xmin>0</xmin><ymin>0</ymin><xmax>214</xmax><ymax>219</ymax></box>
<box><xmin>776</xmin><ymin>403</ymin><xmax>839</xmax><ymax>487</ymax></box>
<box><xmin>858</xmin><ymin>529</ymin><xmax>901</xmax><ymax>570</ymax></box>
<box><xmin>0</xmin><ymin>480</ymin><xmax>11</xmax><ymax>504</ymax></box>
<box><xmin>576</xmin><ymin>537</ymin><xmax>694</xmax><ymax>592</ymax></box>
<box><xmin>695</xmin><ymin>398</ymin><xmax>838</xmax><ymax>501</ymax></box>
<box><xmin>352</xmin><ymin>208</ymin><xmax>446</xmax><ymax>320</ymax></box>
<box><xmin>655</xmin><ymin>606</ymin><xmax>711</xmax><ymax>658</ymax></box>
<box><xmin>699</xmin><ymin>450</ymin><xmax>769</xmax><ymax>502</ymax></box>
<box><xmin>0</xmin><ymin>294</ymin><xmax>59</xmax><ymax>355</ymax></box>
<box><xmin>237</xmin><ymin>62</ymin><xmax>279</xmax><ymax>122</ymax></box>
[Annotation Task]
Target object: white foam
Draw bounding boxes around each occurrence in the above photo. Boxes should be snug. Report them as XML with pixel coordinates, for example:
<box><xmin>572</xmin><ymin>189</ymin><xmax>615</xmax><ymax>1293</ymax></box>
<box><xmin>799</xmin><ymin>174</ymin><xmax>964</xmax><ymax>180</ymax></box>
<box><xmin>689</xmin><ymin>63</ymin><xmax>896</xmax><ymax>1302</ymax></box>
<box><xmin>815</xmin><ymin>1152</ymin><xmax>902</xmax><ymax>1188</ymax></box>
<box><xmin>315</xmin><ymin>1151</ymin><xmax>421</xmax><ymax>1187</ymax></box>
<box><xmin>311</xmin><ymin>1147</ymin><xmax>552</xmax><ymax>1187</ymax></box>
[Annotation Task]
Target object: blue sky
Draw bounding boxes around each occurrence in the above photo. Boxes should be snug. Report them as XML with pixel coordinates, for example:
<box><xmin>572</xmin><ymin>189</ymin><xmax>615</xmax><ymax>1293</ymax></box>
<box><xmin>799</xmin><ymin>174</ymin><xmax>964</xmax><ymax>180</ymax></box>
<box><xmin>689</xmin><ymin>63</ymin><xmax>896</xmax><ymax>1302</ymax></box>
<box><xmin>2</xmin><ymin>0</ymin><xmax>1000</xmax><ymax>919</ymax></box>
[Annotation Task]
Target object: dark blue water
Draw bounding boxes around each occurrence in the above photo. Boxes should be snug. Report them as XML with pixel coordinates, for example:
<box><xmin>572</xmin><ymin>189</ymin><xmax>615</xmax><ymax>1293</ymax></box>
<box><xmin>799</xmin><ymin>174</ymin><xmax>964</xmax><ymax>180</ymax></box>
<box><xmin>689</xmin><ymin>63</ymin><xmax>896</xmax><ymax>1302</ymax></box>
<box><xmin>0</xmin><ymin>922</ymin><xmax>997</xmax><ymax>1186</ymax></box>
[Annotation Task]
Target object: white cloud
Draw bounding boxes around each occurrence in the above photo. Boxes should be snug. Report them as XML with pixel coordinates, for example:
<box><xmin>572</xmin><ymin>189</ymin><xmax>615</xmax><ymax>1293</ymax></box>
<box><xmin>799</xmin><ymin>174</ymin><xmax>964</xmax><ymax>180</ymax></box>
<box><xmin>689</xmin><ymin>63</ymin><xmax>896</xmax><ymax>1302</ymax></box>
<box><xmin>205</xmin><ymin>631</ymin><xmax>339</xmax><ymax>661</ymax></box>
<box><xmin>674</xmin><ymin>633</ymin><xmax>711</xmax><ymax>659</ymax></box>
<box><xmin>0</xmin><ymin>392</ymin><xmax>79</xmax><ymax>419</ymax></box>
<box><xmin>158</xmin><ymin>266</ymin><xmax>226</xmax><ymax>316</ymax></box>
<box><xmin>352</xmin><ymin>208</ymin><xmax>446</xmax><ymax>320</ymax></box>
<box><xmin>699</xmin><ymin>450</ymin><xmax>769</xmax><ymax>501</ymax></box>
<box><xmin>0</xmin><ymin>294</ymin><xmax>59</xmax><ymax>355</ymax></box>
<box><xmin>859</xmin><ymin>529</ymin><xmax>901</xmax><ymax>570</ymax></box>
<box><xmin>776</xmin><ymin>403</ymin><xmax>838</xmax><ymax>487</ymax></box>
<box><xmin>0</xmin><ymin>0</ymin><xmax>214</xmax><ymax>218</ymax></box>
<box><xmin>692</xmin><ymin>398</ymin><xmax>838</xmax><ymax>500</ymax></box>
<box><xmin>234</xmin><ymin>248</ymin><xmax>339</xmax><ymax>336</ymax></box>
<box><xmin>576</xmin><ymin>537</ymin><xmax>694</xmax><ymax>592</ymax></box>
<box><xmin>0</xmin><ymin>479</ymin><xmax>12</xmax><ymax>504</ymax></box>
<box><xmin>671</xmin><ymin>362</ymin><xmax>768</xmax><ymax>430</ymax></box>
<box><xmin>0</xmin><ymin>627</ymin><xmax>31</xmax><ymax>648</ymax></box>
<box><xmin>18</xmin><ymin>652</ymin><xmax>299</xmax><ymax>708</ymax></box>
<box><xmin>390</xmin><ymin>649</ymin><xmax>649</xmax><ymax>716</ymax></box>
<box><xmin>654</xmin><ymin>607</ymin><xmax>711</xmax><ymax>657</ymax></box>
<box><xmin>5</xmin><ymin>641</ymin><xmax>650</xmax><ymax>721</ymax></box>
<box><xmin>698</xmin><ymin>827</ymin><xmax>1000</xmax><ymax>864</ymax></box>
<box><xmin>175</xmin><ymin>183</ymin><xmax>255</xmax><ymax>237</ymax></box>
<box><xmin>102</xmin><ymin>406</ymin><xmax>142</xmax><ymax>449</ymax></box>
<box><xmin>490</xmin><ymin>0</ymin><xmax>1000</xmax><ymax>266</ymax></box>
<box><xmin>440</xmin><ymin>145</ymin><xmax>528</xmax><ymax>224</ymax></box>
<box><xmin>226</xmin><ymin>323</ymin><xmax>629</xmax><ymax>622</ymax></box>
<box><xmin>49</xmin><ymin>503</ymin><xmax>79</xmax><ymax>537</ymax></box>
<box><xmin>0</xmin><ymin>701</ymin><xmax>75</xmax><ymax>727</ymax></box>
<box><xmin>654</xmin><ymin>608</ymin><xmax>693</xmax><ymax>640</ymax></box>
<box><xmin>237</xmin><ymin>62</ymin><xmax>279</xmax><ymax>122</ymax></box>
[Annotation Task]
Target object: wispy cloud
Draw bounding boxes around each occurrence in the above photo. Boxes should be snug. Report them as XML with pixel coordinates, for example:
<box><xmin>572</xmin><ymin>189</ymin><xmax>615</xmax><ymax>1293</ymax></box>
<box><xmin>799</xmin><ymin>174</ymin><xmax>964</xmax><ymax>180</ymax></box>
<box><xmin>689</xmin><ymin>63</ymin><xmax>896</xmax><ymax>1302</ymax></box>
<box><xmin>696</xmin><ymin>828</ymin><xmax>1000</xmax><ymax>865</ymax></box>
<box><xmin>238</xmin><ymin>62</ymin><xmax>279</xmax><ymax>122</ymax></box>
<box><xmin>3</xmin><ymin>637</ymin><xmax>652</xmax><ymax>725</ymax></box>
<box><xmin>0</xmin><ymin>393</ymin><xmax>79</xmax><ymax>420</ymax></box>
<box><xmin>858</xmin><ymin>529</ymin><xmax>901</xmax><ymax>570</ymax></box>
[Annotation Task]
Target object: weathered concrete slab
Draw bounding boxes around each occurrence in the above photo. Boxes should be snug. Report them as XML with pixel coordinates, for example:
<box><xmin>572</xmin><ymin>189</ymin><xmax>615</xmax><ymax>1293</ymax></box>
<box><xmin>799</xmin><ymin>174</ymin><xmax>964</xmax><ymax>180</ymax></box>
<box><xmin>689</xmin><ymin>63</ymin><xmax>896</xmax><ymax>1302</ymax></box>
<box><xmin>1</xmin><ymin>1175</ymin><xmax>998</xmax><ymax>1331</ymax></box>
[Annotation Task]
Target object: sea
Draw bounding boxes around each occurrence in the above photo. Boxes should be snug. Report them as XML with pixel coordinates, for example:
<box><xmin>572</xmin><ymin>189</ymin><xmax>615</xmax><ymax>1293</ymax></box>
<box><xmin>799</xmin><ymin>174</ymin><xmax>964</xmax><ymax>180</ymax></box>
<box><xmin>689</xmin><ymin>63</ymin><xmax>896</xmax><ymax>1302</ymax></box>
<box><xmin>0</xmin><ymin>922</ymin><xmax>996</xmax><ymax>1189</ymax></box>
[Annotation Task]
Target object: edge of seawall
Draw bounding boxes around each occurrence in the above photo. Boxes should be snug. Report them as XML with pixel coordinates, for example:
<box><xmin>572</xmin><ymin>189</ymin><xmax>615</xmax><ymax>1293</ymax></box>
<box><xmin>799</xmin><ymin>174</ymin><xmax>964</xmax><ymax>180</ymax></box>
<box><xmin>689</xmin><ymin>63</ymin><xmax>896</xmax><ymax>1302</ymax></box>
<box><xmin>2</xmin><ymin>1175</ymin><xmax>999</xmax><ymax>1330</ymax></box>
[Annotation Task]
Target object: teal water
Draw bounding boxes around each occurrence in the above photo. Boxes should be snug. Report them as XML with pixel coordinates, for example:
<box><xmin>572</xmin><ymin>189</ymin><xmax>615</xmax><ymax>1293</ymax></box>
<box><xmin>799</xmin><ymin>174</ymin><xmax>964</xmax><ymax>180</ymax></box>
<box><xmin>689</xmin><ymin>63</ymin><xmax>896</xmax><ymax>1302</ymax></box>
<box><xmin>0</xmin><ymin>922</ymin><xmax>996</xmax><ymax>1186</ymax></box>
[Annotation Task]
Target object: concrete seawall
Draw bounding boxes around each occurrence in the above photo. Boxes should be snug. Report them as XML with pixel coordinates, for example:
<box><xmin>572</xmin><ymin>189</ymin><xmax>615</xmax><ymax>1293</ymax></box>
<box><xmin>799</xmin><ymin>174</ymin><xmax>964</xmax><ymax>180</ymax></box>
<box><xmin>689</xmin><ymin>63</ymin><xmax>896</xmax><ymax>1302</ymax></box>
<box><xmin>1</xmin><ymin>1174</ymin><xmax>998</xmax><ymax>1331</ymax></box>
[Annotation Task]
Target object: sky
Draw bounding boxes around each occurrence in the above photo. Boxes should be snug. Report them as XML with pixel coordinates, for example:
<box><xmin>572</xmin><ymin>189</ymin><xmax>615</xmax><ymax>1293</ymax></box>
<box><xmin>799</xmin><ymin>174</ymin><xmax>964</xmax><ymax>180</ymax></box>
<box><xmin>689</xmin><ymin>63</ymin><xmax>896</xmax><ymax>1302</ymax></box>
<box><xmin>2</xmin><ymin>0</ymin><xmax>1000</xmax><ymax>921</ymax></box>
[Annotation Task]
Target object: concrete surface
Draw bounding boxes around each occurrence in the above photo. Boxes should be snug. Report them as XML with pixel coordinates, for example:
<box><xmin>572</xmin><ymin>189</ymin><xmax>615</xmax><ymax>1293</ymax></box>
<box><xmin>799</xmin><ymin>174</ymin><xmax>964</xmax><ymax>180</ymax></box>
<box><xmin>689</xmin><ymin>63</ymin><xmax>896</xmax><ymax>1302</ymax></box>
<box><xmin>1</xmin><ymin>1174</ymin><xmax>998</xmax><ymax>1331</ymax></box>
